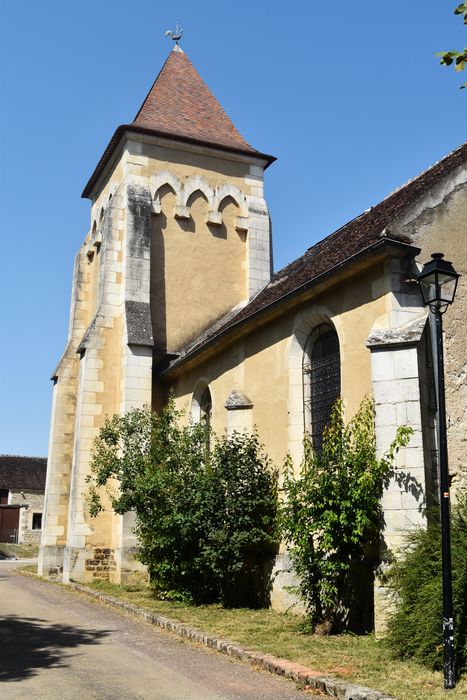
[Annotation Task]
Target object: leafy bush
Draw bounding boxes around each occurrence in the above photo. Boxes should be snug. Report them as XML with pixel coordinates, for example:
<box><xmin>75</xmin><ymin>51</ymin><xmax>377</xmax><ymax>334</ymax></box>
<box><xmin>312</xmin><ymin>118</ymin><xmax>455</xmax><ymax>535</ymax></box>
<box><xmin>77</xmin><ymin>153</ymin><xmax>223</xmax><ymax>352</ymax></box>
<box><xmin>200</xmin><ymin>431</ymin><xmax>279</xmax><ymax>607</ymax></box>
<box><xmin>88</xmin><ymin>402</ymin><xmax>211</xmax><ymax>600</ymax></box>
<box><xmin>87</xmin><ymin>401</ymin><xmax>278</xmax><ymax>606</ymax></box>
<box><xmin>385</xmin><ymin>495</ymin><xmax>467</xmax><ymax>673</ymax></box>
<box><xmin>281</xmin><ymin>398</ymin><xmax>412</xmax><ymax>632</ymax></box>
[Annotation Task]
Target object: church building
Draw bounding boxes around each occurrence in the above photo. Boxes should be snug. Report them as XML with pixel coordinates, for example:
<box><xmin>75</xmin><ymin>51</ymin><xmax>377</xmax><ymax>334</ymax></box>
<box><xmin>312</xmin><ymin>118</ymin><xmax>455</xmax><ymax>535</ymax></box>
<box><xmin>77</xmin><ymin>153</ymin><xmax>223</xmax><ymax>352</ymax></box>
<box><xmin>39</xmin><ymin>44</ymin><xmax>467</xmax><ymax>631</ymax></box>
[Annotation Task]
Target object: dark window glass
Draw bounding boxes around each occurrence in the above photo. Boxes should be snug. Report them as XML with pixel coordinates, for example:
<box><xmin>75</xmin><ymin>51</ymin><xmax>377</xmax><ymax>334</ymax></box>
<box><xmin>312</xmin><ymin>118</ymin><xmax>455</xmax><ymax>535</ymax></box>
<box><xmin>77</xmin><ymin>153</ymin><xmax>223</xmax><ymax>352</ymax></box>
<box><xmin>200</xmin><ymin>387</ymin><xmax>212</xmax><ymax>427</ymax></box>
<box><xmin>32</xmin><ymin>513</ymin><xmax>43</xmax><ymax>530</ymax></box>
<box><xmin>0</xmin><ymin>489</ymin><xmax>9</xmax><ymax>505</ymax></box>
<box><xmin>303</xmin><ymin>326</ymin><xmax>341</xmax><ymax>451</ymax></box>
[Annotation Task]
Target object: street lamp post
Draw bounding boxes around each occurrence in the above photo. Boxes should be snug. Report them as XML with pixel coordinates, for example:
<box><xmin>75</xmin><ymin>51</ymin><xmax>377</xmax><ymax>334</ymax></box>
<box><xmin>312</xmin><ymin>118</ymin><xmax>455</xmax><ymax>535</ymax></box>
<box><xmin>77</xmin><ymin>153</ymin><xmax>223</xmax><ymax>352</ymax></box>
<box><xmin>417</xmin><ymin>253</ymin><xmax>460</xmax><ymax>690</ymax></box>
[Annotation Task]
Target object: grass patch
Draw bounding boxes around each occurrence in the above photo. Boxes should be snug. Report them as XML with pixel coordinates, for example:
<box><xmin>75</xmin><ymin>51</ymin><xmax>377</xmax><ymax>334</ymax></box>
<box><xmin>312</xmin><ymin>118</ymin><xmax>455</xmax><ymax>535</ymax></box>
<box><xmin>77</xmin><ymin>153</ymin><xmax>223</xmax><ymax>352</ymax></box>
<box><xmin>0</xmin><ymin>542</ymin><xmax>39</xmax><ymax>559</ymax></box>
<box><xmin>17</xmin><ymin>564</ymin><xmax>38</xmax><ymax>575</ymax></box>
<box><xmin>87</xmin><ymin>580</ymin><xmax>466</xmax><ymax>700</ymax></box>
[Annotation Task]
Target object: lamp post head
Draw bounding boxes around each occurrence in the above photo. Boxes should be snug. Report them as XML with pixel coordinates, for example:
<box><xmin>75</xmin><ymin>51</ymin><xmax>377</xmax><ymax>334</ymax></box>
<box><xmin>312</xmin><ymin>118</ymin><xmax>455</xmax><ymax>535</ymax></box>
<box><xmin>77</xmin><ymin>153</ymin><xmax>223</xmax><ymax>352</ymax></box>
<box><xmin>417</xmin><ymin>253</ymin><xmax>460</xmax><ymax>313</ymax></box>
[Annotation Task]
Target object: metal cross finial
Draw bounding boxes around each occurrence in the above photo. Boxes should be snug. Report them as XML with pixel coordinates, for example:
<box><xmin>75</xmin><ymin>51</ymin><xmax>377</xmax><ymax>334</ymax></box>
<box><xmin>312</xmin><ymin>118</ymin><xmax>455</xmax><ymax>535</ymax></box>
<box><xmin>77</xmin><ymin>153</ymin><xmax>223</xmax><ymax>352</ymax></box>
<box><xmin>165</xmin><ymin>22</ymin><xmax>183</xmax><ymax>45</ymax></box>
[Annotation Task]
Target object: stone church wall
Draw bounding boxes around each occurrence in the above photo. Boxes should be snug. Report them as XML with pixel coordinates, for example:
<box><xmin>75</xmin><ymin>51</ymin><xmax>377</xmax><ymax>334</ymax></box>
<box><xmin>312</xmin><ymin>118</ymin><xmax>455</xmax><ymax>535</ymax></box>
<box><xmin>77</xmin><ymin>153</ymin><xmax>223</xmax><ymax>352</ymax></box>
<box><xmin>168</xmin><ymin>254</ymin><xmax>425</xmax><ymax>620</ymax></box>
<box><xmin>39</xmin><ymin>131</ymin><xmax>273</xmax><ymax>584</ymax></box>
<box><xmin>38</xmin><ymin>43</ymin><xmax>465</xmax><ymax>633</ymax></box>
<box><xmin>170</xmin><ymin>259</ymin><xmax>392</xmax><ymax>468</ymax></box>
<box><xmin>395</xmin><ymin>176</ymin><xmax>467</xmax><ymax>493</ymax></box>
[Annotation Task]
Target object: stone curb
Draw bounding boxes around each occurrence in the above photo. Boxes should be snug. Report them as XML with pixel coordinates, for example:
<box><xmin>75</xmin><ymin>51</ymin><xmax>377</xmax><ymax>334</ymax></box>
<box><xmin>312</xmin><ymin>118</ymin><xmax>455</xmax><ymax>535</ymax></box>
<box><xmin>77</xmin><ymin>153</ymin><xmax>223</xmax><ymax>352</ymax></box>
<box><xmin>70</xmin><ymin>583</ymin><xmax>395</xmax><ymax>700</ymax></box>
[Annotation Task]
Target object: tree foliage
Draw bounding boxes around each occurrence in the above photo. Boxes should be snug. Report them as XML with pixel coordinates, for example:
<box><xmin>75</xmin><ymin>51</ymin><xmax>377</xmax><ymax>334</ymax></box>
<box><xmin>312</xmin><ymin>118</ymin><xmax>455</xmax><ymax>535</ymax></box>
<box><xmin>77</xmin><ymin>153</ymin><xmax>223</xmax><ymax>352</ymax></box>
<box><xmin>437</xmin><ymin>3</ymin><xmax>467</xmax><ymax>88</ymax></box>
<box><xmin>385</xmin><ymin>495</ymin><xmax>467</xmax><ymax>673</ymax></box>
<box><xmin>87</xmin><ymin>401</ymin><xmax>278</xmax><ymax>606</ymax></box>
<box><xmin>281</xmin><ymin>398</ymin><xmax>412</xmax><ymax>632</ymax></box>
<box><xmin>199</xmin><ymin>431</ymin><xmax>279</xmax><ymax>606</ymax></box>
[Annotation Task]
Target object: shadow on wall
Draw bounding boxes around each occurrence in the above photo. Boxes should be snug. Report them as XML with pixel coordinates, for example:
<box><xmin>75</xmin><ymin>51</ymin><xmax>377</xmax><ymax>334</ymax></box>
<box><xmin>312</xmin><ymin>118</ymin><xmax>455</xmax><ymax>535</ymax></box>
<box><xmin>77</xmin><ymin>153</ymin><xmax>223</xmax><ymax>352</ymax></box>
<box><xmin>150</xmin><ymin>207</ymin><xmax>168</xmax><ymax>355</ymax></box>
<box><xmin>338</xmin><ymin>558</ymin><xmax>375</xmax><ymax>635</ymax></box>
<box><xmin>0</xmin><ymin>615</ymin><xmax>111</xmax><ymax>682</ymax></box>
<box><xmin>331</xmin><ymin>466</ymin><xmax>427</xmax><ymax>635</ymax></box>
<box><xmin>223</xmin><ymin>550</ymin><xmax>279</xmax><ymax>609</ymax></box>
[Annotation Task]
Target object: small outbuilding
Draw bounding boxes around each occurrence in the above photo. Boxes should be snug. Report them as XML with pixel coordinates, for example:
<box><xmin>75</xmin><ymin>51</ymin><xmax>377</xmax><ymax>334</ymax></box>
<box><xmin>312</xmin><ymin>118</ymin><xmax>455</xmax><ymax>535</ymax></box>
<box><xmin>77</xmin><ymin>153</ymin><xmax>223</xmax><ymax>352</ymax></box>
<box><xmin>0</xmin><ymin>455</ymin><xmax>47</xmax><ymax>544</ymax></box>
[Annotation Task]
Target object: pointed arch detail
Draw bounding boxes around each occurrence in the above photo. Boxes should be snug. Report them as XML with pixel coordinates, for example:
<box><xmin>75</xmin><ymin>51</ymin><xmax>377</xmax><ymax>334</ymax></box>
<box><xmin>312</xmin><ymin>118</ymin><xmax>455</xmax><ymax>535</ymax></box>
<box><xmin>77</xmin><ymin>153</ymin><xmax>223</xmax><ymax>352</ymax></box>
<box><xmin>181</xmin><ymin>175</ymin><xmax>215</xmax><ymax>208</ymax></box>
<box><xmin>146</xmin><ymin>170</ymin><xmax>250</xmax><ymax>228</ymax></box>
<box><xmin>150</xmin><ymin>171</ymin><xmax>182</xmax><ymax>214</ymax></box>
<box><xmin>215</xmin><ymin>183</ymin><xmax>248</xmax><ymax>217</ymax></box>
<box><xmin>191</xmin><ymin>378</ymin><xmax>213</xmax><ymax>423</ymax></box>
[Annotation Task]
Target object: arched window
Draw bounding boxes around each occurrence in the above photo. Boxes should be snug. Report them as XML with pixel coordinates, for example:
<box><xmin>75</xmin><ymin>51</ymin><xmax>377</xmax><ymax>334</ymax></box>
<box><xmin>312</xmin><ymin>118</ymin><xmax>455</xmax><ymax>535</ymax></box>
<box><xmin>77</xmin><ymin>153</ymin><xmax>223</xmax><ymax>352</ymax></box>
<box><xmin>303</xmin><ymin>324</ymin><xmax>341</xmax><ymax>451</ymax></box>
<box><xmin>191</xmin><ymin>382</ymin><xmax>212</xmax><ymax>427</ymax></box>
<box><xmin>200</xmin><ymin>387</ymin><xmax>212</xmax><ymax>428</ymax></box>
<box><xmin>191</xmin><ymin>384</ymin><xmax>212</xmax><ymax>453</ymax></box>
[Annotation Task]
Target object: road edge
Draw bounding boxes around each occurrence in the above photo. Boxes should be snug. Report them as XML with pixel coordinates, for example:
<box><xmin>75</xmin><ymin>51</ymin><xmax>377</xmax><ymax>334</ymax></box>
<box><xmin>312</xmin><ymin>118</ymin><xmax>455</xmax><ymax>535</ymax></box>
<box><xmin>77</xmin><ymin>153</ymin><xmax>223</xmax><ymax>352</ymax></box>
<box><xmin>67</xmin><ymin>581</ymin><xmax>395</xmax><ymax>700</ymax></box>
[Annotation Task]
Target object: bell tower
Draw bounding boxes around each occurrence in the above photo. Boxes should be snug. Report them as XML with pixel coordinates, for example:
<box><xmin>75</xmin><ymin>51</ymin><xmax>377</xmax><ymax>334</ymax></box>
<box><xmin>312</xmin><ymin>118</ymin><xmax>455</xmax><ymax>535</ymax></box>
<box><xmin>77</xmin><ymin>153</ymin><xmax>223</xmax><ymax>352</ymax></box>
<box><xmin>39</xmin><ymin>44</ymin><xmax>275</xmax><ymax>583</ymax></box>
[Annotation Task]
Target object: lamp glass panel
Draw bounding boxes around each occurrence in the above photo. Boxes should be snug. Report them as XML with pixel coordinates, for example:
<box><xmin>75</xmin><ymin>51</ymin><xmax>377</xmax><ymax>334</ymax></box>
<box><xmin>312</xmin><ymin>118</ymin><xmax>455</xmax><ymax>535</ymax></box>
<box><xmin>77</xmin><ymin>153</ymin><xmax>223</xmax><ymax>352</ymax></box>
<box><xmin>419</xmin><ymin>277</ymin><xmax>437</xmax><ymax>305</ymax></box>
<box><xmin>438</xmin><ymin>275</ymin><xmax>458</xmax><ymax>304</ymax></box>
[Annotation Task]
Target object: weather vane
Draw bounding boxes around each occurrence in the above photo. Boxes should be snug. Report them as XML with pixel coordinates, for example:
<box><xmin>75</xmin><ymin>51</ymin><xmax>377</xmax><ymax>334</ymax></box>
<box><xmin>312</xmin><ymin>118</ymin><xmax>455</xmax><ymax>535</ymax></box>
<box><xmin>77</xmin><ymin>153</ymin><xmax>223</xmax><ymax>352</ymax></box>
<box><xmin>165</xmin><ymin>22</ymin><xmax>183</xmax><ymax>45</ymax></box>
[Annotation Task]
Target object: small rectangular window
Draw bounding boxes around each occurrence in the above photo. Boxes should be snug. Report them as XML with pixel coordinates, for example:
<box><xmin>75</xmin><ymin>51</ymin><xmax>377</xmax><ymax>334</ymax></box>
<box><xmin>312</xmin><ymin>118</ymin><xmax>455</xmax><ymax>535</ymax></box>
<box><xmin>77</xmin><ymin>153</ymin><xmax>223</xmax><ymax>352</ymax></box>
<box><xmin>0</xmin><ymin>489</ymin><xmax>9</xmax><ymax>505</ymax></box>
<box><xmin>32</xmin><ymin>513</ymin><xmax>42</xmax><ymax>530</ymax></box>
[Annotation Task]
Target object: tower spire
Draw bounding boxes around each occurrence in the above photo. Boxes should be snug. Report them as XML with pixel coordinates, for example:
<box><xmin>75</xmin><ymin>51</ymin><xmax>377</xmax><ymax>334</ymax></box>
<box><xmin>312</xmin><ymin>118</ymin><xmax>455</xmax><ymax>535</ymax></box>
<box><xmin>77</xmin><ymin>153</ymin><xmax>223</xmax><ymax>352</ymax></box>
<box><xmin>132</xmin><ymin>49</ymin><xmax>258</xmax><ymax>153</ymax></box>
<box><xmin>81</xmin><ymin>45</ymin><xmax>275</xmax><ymax>199</ymax></box>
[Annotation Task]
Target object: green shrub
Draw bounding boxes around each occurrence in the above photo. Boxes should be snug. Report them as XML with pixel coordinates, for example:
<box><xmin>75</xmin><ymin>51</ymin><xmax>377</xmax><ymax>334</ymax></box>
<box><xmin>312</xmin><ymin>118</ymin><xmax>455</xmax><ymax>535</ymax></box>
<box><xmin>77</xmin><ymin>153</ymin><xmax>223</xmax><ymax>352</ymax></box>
<box><xmin>385</xmin><ymin>495</ymin><xmax>467</xmax><ymax>673</ymax></box>
<box><xmin>281</xmin><ymin>398</ymin><xmax>412</xmax><ymax>632</ymax></box>
<box><xmin>200</xmin><ymin>431</ymin><xmax>279</xmax><ymax>607</ymax></box>
<box><xmin>87</xmin><ymin>401</ymin><xmax>278</xmax><ymax>606</ymax></box>
<box><xmin>88</xmin><ymin>401</ymin><xmax>212</xmax><ymax>600</ymax></box>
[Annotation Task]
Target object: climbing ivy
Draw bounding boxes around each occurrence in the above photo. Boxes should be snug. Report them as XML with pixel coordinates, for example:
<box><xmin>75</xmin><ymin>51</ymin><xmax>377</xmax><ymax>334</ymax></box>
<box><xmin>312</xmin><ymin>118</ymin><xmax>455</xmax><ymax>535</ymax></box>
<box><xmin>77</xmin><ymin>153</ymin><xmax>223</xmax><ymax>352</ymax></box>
<box><xmin>281</xmin><ymin>398</ymin><xmax>412</xmax><ymax>632</ymax></box>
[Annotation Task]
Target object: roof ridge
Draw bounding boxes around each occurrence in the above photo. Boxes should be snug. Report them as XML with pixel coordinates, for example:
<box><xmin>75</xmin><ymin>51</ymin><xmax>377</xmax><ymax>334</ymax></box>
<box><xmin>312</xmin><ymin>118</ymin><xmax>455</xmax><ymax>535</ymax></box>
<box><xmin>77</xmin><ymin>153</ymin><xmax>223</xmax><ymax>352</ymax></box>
<box><xmin>273</xmin><ymin>140</ymin><xmax>467</xmax><ymax>280</ymax></box>
<box><xmin>0</xmin><ymin>454</ymin><xmax>47</xmax><ymax>460</ymax></box>
<box><xmin>175</xmin><ymin>300</ymin><xmax>249</xmax><ymax>361</ymax></box>
<box><xmin>366</xmin><ymin>141</ymin><xmax>467</xmax><ymax>210</ymax></box>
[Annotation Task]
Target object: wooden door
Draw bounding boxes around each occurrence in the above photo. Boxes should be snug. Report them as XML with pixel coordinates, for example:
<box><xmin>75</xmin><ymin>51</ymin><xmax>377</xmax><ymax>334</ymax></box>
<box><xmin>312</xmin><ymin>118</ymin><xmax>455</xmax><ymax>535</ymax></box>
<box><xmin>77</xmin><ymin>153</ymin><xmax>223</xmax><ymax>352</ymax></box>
<box><xmin>0</xmin><ymin>506</ymin><xmax>20</xmax><ymax>543</ymax></box>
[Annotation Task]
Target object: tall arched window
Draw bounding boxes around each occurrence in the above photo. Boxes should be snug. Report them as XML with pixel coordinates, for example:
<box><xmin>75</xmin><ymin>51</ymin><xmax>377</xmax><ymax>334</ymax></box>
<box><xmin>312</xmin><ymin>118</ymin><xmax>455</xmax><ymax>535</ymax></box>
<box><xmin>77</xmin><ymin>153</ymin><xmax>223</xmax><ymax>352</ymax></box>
<box><xmin>303</xmin><ymin>324</ymin><xmax>341</xmax><ymax>451</ymax></box>
<box><xmin>200</xmin><ymin>387</ymin><xmax>212</xmax><ymax>428</ymax></box>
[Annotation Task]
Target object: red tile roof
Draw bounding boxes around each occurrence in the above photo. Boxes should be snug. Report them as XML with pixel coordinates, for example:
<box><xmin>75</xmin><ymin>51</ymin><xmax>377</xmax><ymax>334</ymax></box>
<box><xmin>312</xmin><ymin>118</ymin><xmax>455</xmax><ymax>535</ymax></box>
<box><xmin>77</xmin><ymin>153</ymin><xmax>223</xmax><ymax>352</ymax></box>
<box><xmin>133</xmin><ymin>47</ymin><xmax>258</xmax><ymax>154</ymax></box>
<box><xmin>82</xmin><ymin>48</ymin><xmax>275</xmax><ymax>199</ymax></box>
<box><xmin>167</xmin><ymin>141</ymin><xmax>467</xmax><ymax>369</ymax></box>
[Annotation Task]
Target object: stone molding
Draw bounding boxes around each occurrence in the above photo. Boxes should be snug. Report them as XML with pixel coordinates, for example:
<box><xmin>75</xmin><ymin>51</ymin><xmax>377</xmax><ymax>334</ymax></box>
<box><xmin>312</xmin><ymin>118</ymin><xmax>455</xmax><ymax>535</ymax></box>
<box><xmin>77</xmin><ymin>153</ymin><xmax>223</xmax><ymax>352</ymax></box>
<box><xmin>366</xmin><ymin>314</ymin><xmax>427</xmax><ymax>350</ymax></box>
<box><xmin>150</xmin><ymin>170</ymin><xmax>249</xmax><ymax>231</ymax></box>
<box><xmin>224</xmin><ymin>389</ymin><xmax>253</xmax><ymax>410</ymax></box>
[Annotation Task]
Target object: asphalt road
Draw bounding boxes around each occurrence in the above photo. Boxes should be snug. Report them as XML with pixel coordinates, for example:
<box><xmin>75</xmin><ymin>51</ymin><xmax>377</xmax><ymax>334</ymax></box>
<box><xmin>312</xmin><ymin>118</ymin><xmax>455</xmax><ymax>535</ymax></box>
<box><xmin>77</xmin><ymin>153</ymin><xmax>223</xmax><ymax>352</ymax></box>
<box><xmin>0</xmin><ymin>560</ymin><xmax>312</xmax><ymax>699</ymax></box>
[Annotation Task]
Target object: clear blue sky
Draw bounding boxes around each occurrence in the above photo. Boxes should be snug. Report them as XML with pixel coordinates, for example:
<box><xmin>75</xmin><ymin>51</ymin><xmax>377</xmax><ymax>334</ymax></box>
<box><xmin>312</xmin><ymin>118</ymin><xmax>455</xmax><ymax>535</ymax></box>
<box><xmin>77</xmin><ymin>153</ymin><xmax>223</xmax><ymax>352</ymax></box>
<box><xmin>0</xmin><ymin>1</ymin><xmax>465</xmax><ymax>456</ymax></box>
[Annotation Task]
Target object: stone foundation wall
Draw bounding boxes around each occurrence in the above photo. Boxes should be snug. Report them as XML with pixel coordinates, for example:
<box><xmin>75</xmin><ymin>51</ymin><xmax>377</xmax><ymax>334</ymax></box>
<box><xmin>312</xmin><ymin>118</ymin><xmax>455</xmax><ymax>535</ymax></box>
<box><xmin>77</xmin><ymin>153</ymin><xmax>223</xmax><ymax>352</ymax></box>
<box><xmin>38</xmin><ymin>545</ymin><xmax>64</xmax><ymax>579</ymax></box>
<box><xmin>270</xmin><ymin>552</ymin><xmax>306</xmax><ymax>615</ymax></box>
<box><xmin>85</xmin><ymin>547</ymin><xmax>117</xmax><ymax>581</ymax></box>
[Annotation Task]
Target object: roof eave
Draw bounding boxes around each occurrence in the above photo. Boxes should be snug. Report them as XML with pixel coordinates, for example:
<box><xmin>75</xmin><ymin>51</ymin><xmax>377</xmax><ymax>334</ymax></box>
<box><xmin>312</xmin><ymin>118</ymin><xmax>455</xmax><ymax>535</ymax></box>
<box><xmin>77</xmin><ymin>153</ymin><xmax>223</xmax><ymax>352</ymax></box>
<box><xmin>82</xmin><ymin>124</ymin><xmax>276</xmax><ymax>200</ymax></box>
<box><xmin>161</xmin><ymin>238</ymin><xmax>421</xmax><ymax>378</ymax></box>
